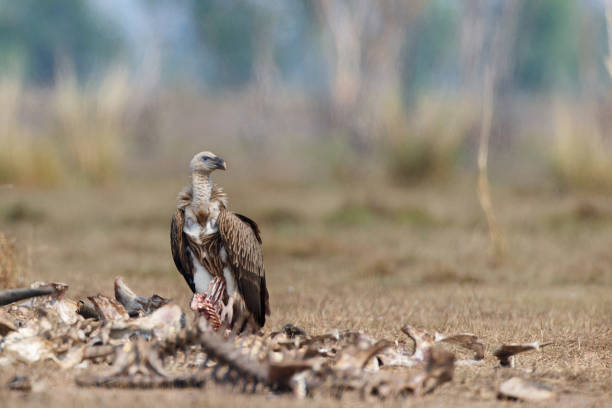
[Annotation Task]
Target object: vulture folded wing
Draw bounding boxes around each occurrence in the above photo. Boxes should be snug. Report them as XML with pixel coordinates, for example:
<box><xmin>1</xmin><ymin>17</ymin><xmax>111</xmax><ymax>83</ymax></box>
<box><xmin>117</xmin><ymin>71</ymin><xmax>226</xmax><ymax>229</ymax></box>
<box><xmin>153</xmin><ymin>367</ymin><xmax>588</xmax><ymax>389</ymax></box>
<box><xmin>170</xmin><ymin>209</ymin><xmax>195</xmax><ymax>292</ymax></box>
<box><xmin>217</xmin><ymin>209</ymin><xmax>270</xmax><ymax>327</ymax></box>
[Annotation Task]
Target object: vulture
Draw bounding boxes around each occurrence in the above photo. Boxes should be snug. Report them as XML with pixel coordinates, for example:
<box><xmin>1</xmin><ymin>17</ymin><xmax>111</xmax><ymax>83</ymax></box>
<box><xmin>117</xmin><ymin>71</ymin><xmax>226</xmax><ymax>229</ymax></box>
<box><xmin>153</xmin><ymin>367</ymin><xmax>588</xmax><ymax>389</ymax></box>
<box><xmin>170</xmin><ymin>151</ymin><xmax>270</xmax><ymax>332</ymax></box>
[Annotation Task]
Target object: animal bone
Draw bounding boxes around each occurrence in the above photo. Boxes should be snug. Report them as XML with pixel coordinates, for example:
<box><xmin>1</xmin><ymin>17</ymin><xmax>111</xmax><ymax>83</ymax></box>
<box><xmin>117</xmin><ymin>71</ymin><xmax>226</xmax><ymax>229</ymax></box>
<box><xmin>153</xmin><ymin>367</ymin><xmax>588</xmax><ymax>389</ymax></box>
<box><xmin>0</xmin><ymin>311</ymin><xmax>18</xmax><ymax>336</ymax></box>
<box><xmin>114</xmin><ymin>277</ymin><xmax>170</xmax><ymax>317</ymax></box>
<box><xmin>7</xmin><ymin>376</ymin><xmax>32</xmax><ymax>391</ymax></box>
<box><xmin>498</xmin><ymin>377</ymin><xmax>556</xmax><ymax>402</ymax></box>
<box><xmin>76</xmin><ymin>299</ymin><xmax>100</xmax><ymax>319</ymax></box>
<box><xmin>0</xmin><ymin>286</ymin><xmax>55</xmax><ymax>306</ymax></box>
<box><xmin>76</xmin><ymin>339</ymin><xmax>175</xmax><ymax>387</ymax></box>
<box><xmin>401</xmin><ymin>325</ymin><xmax>435</xmax><ymax>362</ymax></box>
<box><xmin>434</xmin><ymin>332</ymin><xmax>485</xmax><ymax>360</ymax></box>
<box><xmin>88</xmin><ymin>294</ymin><xmax>129</xmax><ymax>322</ymax></box>
<box><xmin>30</xmin><ymin>282</ymin><xmax>69</xmax><ymax>298</ymax></box>
<box><xmin>3</xmin><ymin>335</ymin><xmax>55</xmax><ymax>364</ymax></box>
<box><xmin>406</xmin><ymin>346</ymin><xmax>456</xmax><ymax>396</ymax></box>
<box><xmin>493</xmin><ymin>341</ymin><xmax>552</xmax><ymax>367</ymax></box>
<box><xmin>333</xmin><ymin>340</ymin><xmax>391</xmax><ymax>373</ymax></box>
<box><xmin>110</xmin><ymin>303</ymin><xmax>184</xmax><ymax>342</ymax></box>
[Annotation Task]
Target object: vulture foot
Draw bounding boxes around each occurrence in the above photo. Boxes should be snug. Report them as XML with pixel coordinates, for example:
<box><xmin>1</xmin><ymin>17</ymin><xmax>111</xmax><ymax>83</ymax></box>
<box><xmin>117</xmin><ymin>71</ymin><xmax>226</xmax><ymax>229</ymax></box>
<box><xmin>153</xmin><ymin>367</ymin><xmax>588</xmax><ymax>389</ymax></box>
<box><xmin>219</xmin><ymin>295</ymin><xmax>234</xmax><ymax>327</ymax></box>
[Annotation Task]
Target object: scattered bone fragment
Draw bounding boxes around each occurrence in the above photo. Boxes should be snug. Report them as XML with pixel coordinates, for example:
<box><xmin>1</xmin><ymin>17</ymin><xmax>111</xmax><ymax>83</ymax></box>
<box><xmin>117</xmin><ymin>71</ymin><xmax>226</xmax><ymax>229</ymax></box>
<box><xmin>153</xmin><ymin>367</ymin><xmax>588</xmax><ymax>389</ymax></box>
<box><xmin>77</xmin><ymin>299</ymin><xmax>100</xmax><ymax>319</ymax></box>
<box><xmin>7</xmin><ymin>376</ymin><xmax>32</xmax><ymax>391</ymax></box>
<box><xmin>455</xmin><ymin>359</ymin><xmax>484</xmax><ymax>366</ymax></box>
<box><xmin>401</xmin><ymin>325</ymin><xmax>435</xmax><ymax>362</ymax></box>
<box><xmin>277</xmin><ymin>323</ymin><xmax>308</xmax><ymax>338</ymax></box>
<box><xmin>114</xmin><ymin>277</ymin><xmax>170</xmax><ymax>317</ymax></box>
<box><xmin>406</xmin><ymin>346</ymin><xmax>456</xmax><ymax>396</ymax></box>
<box><xmin>83</xmin><ymin>345</ymin><xmax>116</xmax><ymax>360</ymax></box>
<box><xmin>3</xmin><ymin>335</ymin><xmax>54</xmax><ymax>364</ymax></box>
<box><xmin>0</xmin><ymin>286</ymin><xmax>55</xmax><ymax>306</ymax></box>
<box><xmin>377</xmin><ymin>345</ymin><xmax>422</xmax><ymax>368</ymax></box>
<box><xmin>268</xmin><ymin>358</ymin><xmax>324</xmax><ymax>388</ymax></box>
<box><xmin>1</xmin><ymin>285</ymin><xmax>478</xmax><ymax>402</ymax></box>
<box><xmin>333</xmin><ymin>340</ymin><xmax>391</xmax><ymax>373</ymax></box>
<box><xmin>49</xmin><ymin>298</ymin><xmax>81</xmax><ymax>325</ymax></box>
<box><xmin>269</xmin><ymin>324</ymin><xmax>309</xmax><ymax>349</ymax></box>
<box><xmin>434</xmin><ymin>332</ymin><xmax>485</xmax><ymax>360</ymax></box>
<box><xmin>55</xmin><ymin>345</ymin><xmax>88</xmax><ymax>369</ymax></box>
<box><xmin>88</xmin><ymin>294</ymin><xmax>129</xmax><ymax>322</ymax></box>
<box><xmin>493</xmin><ymin>341</ymin><xmax>552</xmax><ymax>367</ymax></box>
<box><xmin>110</xmin><ymin>303</ymin><xmax>184</xmax><ymax>342</ymax></box>
<box><xmin>76</xmin><ymin>339</ymin><xmax>173</xmax><ymax>387</ymax></box>
<box><xmin>0</xmin><ymin>311</ymin><xmax>18</xmax><ymax>335</ymax></box>
<box><xmin>30</xmin><ymin>281</ymin><xmax>69</xmax><ymax>299</ymax></box>
<box><xmin>498</xmin><ymin>377</ymin><xmax>555</xmax><ymax>402</ymax></box>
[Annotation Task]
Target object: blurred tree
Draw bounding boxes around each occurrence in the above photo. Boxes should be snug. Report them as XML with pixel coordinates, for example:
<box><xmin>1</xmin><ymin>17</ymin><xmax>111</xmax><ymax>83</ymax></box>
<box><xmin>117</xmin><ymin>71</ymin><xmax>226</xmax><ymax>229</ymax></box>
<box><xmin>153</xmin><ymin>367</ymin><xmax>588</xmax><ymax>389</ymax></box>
<box><xmin>0</xmin><ymin>0</ymin><xmax>123</xmax><ymax>83</ymax></box>
<box><xmin>272</xmin><ymin>1</ymin><xmax>326</xmax><ymax>92</ymax></box>
<box><xmin>188</xmin><ymin>0</ymin><xmax>269</xmax><ymax>88</ymax></box>
<box><xmin>512</xmin><ymin>0</ymin><xmax>579</xmax><ymax>91</ymax></box>
<box><xmin>402</xmin><ymin>0</ymin><xmax>459</xmax><ymax>101</ymax></box>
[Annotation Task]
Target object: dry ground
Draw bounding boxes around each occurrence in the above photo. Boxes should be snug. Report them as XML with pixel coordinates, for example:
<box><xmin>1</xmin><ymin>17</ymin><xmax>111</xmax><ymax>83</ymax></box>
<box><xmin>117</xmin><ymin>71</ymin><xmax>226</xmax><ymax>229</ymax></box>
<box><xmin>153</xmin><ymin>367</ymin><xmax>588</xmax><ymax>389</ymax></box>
<box><xmin>0</xmin><ymin>178</ymin><xmax>611</xmax><ymax>407</ymax></box>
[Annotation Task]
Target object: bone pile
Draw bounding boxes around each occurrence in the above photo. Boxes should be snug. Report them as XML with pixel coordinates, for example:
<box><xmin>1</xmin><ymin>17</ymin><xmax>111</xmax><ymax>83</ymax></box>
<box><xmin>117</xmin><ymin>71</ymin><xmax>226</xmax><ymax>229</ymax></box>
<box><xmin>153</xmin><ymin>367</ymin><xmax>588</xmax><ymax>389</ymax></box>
<box><xmin>0</xmin><ymin>279</ymin><xmax>553</xmax><ymax>401</ymax></box>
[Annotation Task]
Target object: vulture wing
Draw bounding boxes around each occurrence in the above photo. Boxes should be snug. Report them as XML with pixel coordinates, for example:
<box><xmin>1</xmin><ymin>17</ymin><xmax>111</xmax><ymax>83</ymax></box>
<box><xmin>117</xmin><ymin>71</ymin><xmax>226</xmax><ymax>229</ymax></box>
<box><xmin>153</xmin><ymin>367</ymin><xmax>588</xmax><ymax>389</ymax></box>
<box><xmin>217</xmin><ymin>209</ymin><xmax>270</xmax><ymax>327</ymax></box>
<box><xmin>170</xmin><ymin>209</ymin><xmax>196</xmax><ymax>292</ymax></box>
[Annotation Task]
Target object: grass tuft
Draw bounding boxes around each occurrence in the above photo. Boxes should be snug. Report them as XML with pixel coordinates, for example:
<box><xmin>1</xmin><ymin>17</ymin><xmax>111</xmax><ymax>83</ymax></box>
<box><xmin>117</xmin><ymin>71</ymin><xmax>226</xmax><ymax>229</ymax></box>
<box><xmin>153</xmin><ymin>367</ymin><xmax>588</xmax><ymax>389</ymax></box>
<box><xmin>53</xmin><ymin>66</ymin><xmax>129</xmax><ymax>185</ymax></box>
<box><xmin>2</xmin><ymin>201</ymin><xmax>46</xmax><ymax>224</ymax></box>
<box><xmin>326</xmin><ymin>199</ymin><xmax>441</xmax><ymax>227</ymax></box>
<box><xmin>0</xmin><ymin>68</ymin><xmax>129</xmax><ymax>187</ymax></box>
<box><xmin>385</xmin><ymin>94</ymin><xmax>475</xmax><ymax>185</ymax></box>
<box><xmin>257</xmin><ymin>208</ymin><xmax>302</xmax><ymax>228</ymax></box>
<box><xmin>546</xmin><ymin>201</ymin><xmax>612</xmax><ymax>231</ymax></box>
<box><xmin>550</xmin><ymin>101</ymin><xmax>612</xmax><ymax>192</ymax></box>
<box><xmin>0</xmin><ymin>231</ymin><xmax>23</xmax><ymax>288</ymax></box>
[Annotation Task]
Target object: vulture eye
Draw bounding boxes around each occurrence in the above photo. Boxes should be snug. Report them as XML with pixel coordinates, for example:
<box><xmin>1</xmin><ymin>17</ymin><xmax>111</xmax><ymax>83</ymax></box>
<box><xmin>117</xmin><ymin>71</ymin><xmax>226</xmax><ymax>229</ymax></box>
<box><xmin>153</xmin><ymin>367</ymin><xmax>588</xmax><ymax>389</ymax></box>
<box><xmin>202</xmin><ymin>157</ymin><xmax>209</xmax><ymax>162</ymax></box>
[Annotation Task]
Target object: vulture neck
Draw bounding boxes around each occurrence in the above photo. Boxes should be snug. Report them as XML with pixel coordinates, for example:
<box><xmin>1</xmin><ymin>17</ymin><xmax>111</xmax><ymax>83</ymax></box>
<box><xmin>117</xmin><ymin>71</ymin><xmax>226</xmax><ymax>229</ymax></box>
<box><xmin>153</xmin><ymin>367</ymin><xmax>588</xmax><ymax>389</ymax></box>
<box><xmin>191</xmin><ymin>171</ymin><xmax>213</xmax><ymax>211</ymax></box>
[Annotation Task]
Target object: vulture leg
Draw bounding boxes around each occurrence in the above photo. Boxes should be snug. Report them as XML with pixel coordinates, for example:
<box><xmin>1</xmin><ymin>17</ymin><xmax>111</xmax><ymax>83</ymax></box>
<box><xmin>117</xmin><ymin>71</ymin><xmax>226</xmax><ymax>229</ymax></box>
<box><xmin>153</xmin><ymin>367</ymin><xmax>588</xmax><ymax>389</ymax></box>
<box><xmin>189</xmin><ymin>277</ymin><xmax>227</xmax><ymax>330</ymax></box>
<box><xmin>220</xmin><ymin>295</ymin><xmax>235</xmax><ymax>327</ymax></box>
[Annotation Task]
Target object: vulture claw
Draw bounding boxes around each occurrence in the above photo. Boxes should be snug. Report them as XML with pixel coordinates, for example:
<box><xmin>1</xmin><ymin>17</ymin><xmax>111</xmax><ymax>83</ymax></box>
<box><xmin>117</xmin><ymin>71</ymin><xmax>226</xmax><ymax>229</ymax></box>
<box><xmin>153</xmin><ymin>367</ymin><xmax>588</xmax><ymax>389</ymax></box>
<box><xmin>220</xmin><ymin>296</ymin><xmax>235</xmax><ymax>326</ymax></box>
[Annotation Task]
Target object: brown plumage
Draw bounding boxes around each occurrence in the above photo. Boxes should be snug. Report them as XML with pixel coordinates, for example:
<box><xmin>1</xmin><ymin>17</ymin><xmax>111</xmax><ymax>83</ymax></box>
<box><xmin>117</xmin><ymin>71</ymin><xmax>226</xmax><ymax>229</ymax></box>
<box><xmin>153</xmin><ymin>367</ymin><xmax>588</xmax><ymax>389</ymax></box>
<box><xmin>170</xmin><ymin>151</ymin><xmax>270</xmax><ymax>331</ymax></box>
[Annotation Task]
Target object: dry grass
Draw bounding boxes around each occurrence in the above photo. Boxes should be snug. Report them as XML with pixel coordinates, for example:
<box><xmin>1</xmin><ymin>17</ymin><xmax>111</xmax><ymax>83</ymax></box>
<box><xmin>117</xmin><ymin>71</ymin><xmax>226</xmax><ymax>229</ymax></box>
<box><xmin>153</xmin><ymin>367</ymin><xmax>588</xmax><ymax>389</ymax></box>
<box><xmin>2</xmin><ymin>69</ymin><xmax>612</xmax><ymax>195</ymax></box>
<box><xmin>550</xmin><ymin>100</ymin><xmax>612</xmax><ymax>192</ymax></box>
<box><xmin>0</xmin><ymin>69</ymin><xmax>129</xmax><ymax>187</ymax></box>
<box><xmin>0</xmin><ymin>180</ymin><xmax>610</xmax><ymax>406</ymax></box>
<box><xmin>53</xmin><ymin>66</ymin><xmax>129</xmax><ymax>185</ymax></box>
<box><xmin>0</xmin><ymin>79</ymin><xmax>65</xmax><ymax>186</ymax></box>
<box><xmin>0</xmin><ymin>231</ymin><xmax>22</xmax><ymax>288</ymax></box>
<box><xmin>385</xmin><ymin>93</ymin><xmax>477</xmax><ymax>185</ymax></box>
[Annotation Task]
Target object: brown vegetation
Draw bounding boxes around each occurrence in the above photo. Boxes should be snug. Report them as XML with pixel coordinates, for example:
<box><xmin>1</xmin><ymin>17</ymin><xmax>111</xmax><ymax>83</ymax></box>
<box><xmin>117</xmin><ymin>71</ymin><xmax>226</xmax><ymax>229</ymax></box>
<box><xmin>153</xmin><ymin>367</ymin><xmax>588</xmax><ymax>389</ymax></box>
<box><xmin>0</xmin><ymin>180</ymin><xmax>610</xmax><ymax>405</ymax></box>
<box><xmin>0</xmin><ymin>231</ymin><xmax>20</xmax><ymax>288</ymax></box>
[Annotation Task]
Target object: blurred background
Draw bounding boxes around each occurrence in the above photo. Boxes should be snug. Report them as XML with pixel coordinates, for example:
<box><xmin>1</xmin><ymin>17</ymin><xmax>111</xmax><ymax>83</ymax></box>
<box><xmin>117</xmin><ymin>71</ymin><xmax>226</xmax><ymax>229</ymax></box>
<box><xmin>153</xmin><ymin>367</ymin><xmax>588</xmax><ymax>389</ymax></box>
<box><xmin>1</xmin><ymin>4</ymin><xmax>611</xmax><ymax>401</ymax></box>
<box><xmin>1</xmin><ymin>0</ymin><xmax>611</xmax><ymax>189</ymax></box>
<box><xmin>1</xmin><ymin>0</ymin><xmax>612</xmax><ymax>293</ymax></box>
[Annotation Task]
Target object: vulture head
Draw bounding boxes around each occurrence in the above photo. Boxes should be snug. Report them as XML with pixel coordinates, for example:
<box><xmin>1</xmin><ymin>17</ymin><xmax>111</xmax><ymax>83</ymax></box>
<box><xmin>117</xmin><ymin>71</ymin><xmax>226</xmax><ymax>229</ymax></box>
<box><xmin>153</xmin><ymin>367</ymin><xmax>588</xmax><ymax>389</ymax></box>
<box><xmin>190</xmin><ymin>151</ymin><xmax>227</xmax><ymax>174</ymax></box>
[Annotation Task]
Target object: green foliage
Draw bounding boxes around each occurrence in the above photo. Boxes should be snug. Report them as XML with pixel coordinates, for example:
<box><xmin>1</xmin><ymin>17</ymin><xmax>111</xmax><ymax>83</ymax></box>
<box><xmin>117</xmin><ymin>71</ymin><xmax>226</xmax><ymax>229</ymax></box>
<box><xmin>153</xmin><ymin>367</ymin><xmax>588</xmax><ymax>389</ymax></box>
<box><xmin>2</xmin><ymin>201</ymin><xmax>46</xmax><ymax>224</ymax></box>
<box><xmin>190</xmin><ymin>0</ymin><xmax>269</xmax><ymax>87</ymax></box>
<box><xmin>0</xmin><ymin>0</ymin><xmax>123</xmax><ymax>83</ymax></box>
<box><xmin>326</xmin><ymin>202</ymin><xmax>379</xmax><ymax>226</ymax></box>
<box><xmin>402</xmin><ymin>0</ymin><xmax>459</xmax><ymax>100</ymax></box>
<box><xmin>386</xmin><ymin>138</ymin><xmax>438</xmax><ymax>184</ymax></box>
<box><xmin>513</xmin><ymin>0</ymin><xmax>579</xmax><ymax>90</ymax></box>
<box><xmin>326</xmin><ymin>200</ymin><xmax>441</xmax><ymax>228</ymax></box>
<box><xmin>385</xmin><ymin>95</ymin><xmax>474</xmax><ymax>185</ymax></box>
<box><xmin>546</xmin><ymin>202</ymin><xmax>612</xmax><ymax>232</ymax></box>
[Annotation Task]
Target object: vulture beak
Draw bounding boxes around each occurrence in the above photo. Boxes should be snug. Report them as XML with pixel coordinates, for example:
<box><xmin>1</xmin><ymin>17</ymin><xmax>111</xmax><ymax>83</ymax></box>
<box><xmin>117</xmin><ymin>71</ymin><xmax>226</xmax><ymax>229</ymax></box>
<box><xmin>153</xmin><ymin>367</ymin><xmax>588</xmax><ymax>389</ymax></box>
<box><xmin>214</xmin><ymin>157</ymin><xmax>227</xmax><ymax>170</ymax></box>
